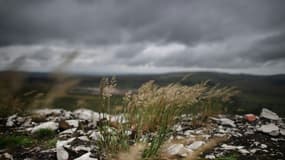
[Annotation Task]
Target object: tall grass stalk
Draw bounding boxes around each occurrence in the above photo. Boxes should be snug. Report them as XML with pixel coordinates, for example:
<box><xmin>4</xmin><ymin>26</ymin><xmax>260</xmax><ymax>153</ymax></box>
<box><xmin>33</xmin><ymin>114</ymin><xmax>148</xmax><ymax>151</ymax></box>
<box><xmin>122</xmin><ymin>80</ymin><xmax>237</xmax><ymax>158</ymax></box>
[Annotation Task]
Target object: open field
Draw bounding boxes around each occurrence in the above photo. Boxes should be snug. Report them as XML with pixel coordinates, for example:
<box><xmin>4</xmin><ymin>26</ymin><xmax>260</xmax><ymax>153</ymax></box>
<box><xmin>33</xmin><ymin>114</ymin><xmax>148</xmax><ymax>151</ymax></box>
<box><xmin>0</xmin><ymin>71</ymin><xmax>285</xmax><ymax>117</ymax></box>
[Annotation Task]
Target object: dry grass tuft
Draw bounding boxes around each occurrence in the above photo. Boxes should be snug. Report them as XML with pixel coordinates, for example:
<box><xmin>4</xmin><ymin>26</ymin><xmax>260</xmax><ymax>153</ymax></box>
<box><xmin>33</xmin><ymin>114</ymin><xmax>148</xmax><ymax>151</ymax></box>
<box><xmin>115</xmin><ymin>143</ymin><xmax>146</xmax><ymax>160</ymax></box>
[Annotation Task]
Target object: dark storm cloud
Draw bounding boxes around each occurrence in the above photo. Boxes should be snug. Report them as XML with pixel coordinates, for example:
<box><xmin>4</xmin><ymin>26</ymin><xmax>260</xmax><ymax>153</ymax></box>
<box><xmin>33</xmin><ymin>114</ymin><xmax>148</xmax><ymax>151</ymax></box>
<box><xmin>0</xmin><ymin>0</ymin><xmax>285</xmax><ymax>74</ymax></box>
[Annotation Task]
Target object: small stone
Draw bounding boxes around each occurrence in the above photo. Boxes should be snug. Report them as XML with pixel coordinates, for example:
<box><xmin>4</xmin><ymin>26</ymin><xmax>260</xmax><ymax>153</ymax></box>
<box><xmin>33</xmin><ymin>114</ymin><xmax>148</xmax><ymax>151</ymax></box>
<box><xmin>257</xmin><ymin>123</ymin><xmax>279</xmax><ymax>136</ymax></box>
<box><xmin>260</xmin><ymin>108</ymin><xmax>280</xmax><ymax>121</ymax></box>
<box><xmin>173</xmin><ymin>124</ymin><xmax>183</xmax><ymax>132</ymax></box>
<box><xmin>21</xmin><ymin>118</ymin><xmax>33</xmax><ymax>127</ymax></box>
<box><xmin>238</xmin><ymin>148</ymin><xmax>250</xmax><ymax>155</ymax></box>
<box><xmin>73</xmin><ymin>109</ymin><xmax>100</xmax><ymax>121</ymax></box>
<box><xmin>66</xmin><ymin>120</ymin><xmax>79</xmax><ymax>128</ymax></box>
<box><xmin>3</xmin><ymin>153</ymin><xmax>13</xmax><ymax>160</ymax></box>
<box><xmin>184</xmin><ymin>130</ymin><xmax>194</xmax><ymax>136</ymax></box>
<box><xmin>31</xmin><ymin>121</ymin><xmax>58</xmax><ymax>133</ymax></box>
<box><xmin>56</xmin><ymin>138</ymin><xmax>75</xmax><ymax>160</ymax></box>
<box><xmin>89</xmin><ymin>131</ymin><xmax>103</xmax><ymax>141</ymax></box>
<box><xmin>166</xmin><ymin>144</ymin><xmax>192</xmax><ymax>157</ymax></box>
<box><xmin>176</xmin><ymin>136</ymin><xmax>185</xmax><ymax>140</ymax></box>
<box><xmin>34</xmin><ymin>109</ymin><xmax>63</xmax><ymax>117</ymax></box>
<box><xmin>211</xmin><ymin>117</ymin><xmax>236</xmax><ymax>127</ymax></box>
<box><xmin>6</xmin><ymin>114</ymin><xmax>17</xmax><ymax>127</ymax></box>
<box><xmin>60</xmin><ymin>128</ymin><xmax>77</xmax><ymax>135</ymax></box>
<box><xmin>187</xmin><ymin>141</ymin><xmax>205</xmax><ymax>150</ymax></box>
<box><xmin>220</xmin><ymin>118</ymin><xmax>236</xmax><ymax>127</ymax></box>
<box><xmin>73</xmin><ymin>145</ymin><xmax>91</xmax><ymax>152</ymax></box>
<box><xmin>205</xmin><ymin>154</ymin><xmax>215</xmax><ymax>159</ymax></box>
<box><xmin>250</xmin><ymin>149</ymin><xmax>258</xmax><ymax>154</ymax></box>
<box><xmin>78</xmin><ymin>136</ymin><xmax>89</xmax><ymax>141</ymax></box>
<box><xmin>221</xmin><ymin>144</ymin><xmax>243</xmax><ymax>150</ymax></box>
<box><xmin>280</xmin><ymin>128</ymin><xmax>285</xmax><ymax>136</ymax></box>
<box><xmin>261</xmin><ymin>144</ymin><xmax>267</xmax><ymax>149</ymax></box>
<box><xmin>74</xmin><ymin>152</ymin><xmax>98</xmax><ymax>160</ymax></box>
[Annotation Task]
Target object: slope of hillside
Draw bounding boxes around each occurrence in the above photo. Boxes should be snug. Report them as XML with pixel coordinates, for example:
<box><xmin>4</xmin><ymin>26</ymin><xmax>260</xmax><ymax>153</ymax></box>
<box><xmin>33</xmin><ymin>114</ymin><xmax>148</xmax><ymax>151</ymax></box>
<box><xmin>0</xmin><ymin>71</ymin><xmax>284</xmax><ymax>116</ymax></box>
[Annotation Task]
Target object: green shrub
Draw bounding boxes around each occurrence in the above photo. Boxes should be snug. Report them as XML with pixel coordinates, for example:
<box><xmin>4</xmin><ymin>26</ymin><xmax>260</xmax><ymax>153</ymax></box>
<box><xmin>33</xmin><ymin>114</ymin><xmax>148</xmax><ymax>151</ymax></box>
<box><xmin>216</xmin><ymin>155</ymin><xmax>238</xmax><ymax>160</ymax></box>
<box><xmin>42</xmin><ymin>138</ymin><xmax>57</xmax><ymax>149</ymax></box>
<box><xmin>0</xmin><ymin>135</ymin><xmax>34</xmax><ymax>149</ymax></box>
<box><xmin>33</xmin><ymin>128</ymin><xmax>56</xmax><ymax>139</ymax></box>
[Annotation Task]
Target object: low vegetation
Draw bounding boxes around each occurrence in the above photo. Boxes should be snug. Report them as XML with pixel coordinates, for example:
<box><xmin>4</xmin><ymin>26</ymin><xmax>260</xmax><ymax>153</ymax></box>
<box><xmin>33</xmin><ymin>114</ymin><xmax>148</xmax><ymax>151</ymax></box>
<box><xmin>215</xmin><ymin>155</ymin><xmax>238</xmax><ymax>160</ymax></box>
<box><xmin>0</xmin><ymin>135</ymin><xmax>34</xmax><ymax>149</ymax></box>
<box><xmin>0</xmin><ymin>72</ymin><xmax>240</xmax><ymax>159</ymax></box>
<box><xmin>33</xmin><ymin>128</ymin><xmax>56</xmax><ymax>139</ymax></box>
<box><xmin>96</xmin><ymin>78</ymin><xmax>237</xmax><ymax>159</ymax></box>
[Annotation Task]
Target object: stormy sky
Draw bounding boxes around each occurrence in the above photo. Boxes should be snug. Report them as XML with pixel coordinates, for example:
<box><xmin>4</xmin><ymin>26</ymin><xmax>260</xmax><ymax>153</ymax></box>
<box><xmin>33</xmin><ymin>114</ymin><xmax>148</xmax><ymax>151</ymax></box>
<box><xmin>0</xmin><ymin>0</ymin><xmax>285</xmax><ymax>75</ymax></box>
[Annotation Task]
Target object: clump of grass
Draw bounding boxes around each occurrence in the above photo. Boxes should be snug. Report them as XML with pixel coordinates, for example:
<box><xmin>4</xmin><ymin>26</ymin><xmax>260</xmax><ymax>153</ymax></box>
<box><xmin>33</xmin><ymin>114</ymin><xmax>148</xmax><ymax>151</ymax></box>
<box><xmin>125</xmin><ymin>81</ymin><xmax>205</xmax><ymax>134</ymax></box>
<box><xmin>97</xmin><ymin>125</ymin><xmax>130</xmax><ymax>158</ymax></box>
<box><xmin>142</xmin><ymin>124</ymin><xmax>169</xmax><ymax>159</ymax></box>
<box><xmin>96</xmin><ymin>77</ymin><xmax>131</xmax><ymax>158</ymax></box>
<box><xmin>99</xmin><ymin>76</ymin><xmax>117</xmax><ymax>114</ymax></box>
<box><xmin>41</xmin><ymin>138</ymin><xmax>57</xmax><ymax>149</ymax></box>
<box><xmin>95</xmin><ymin>79</ymin><xmax>237</xmax><ymax>159</ymax></box>
<box><xmin>33</xmin><ymin>128</ymin><xmax>56</xmax><ymax>139</ymax></box>
<box><xmin>0</xmin><ymin>71</ymin><xmax>26</xmax><ymax>117</ymax></box>
<box><xmin>215</xmin><ymin>154</ymin><xmax>238</xmax><ymax>160</ymax></box>
<box><xmin>123</xmin><ymin>81</ymin><xmax>237</xmax><ymax>158</ymax></box>
<box><xmin>0</xmin><ymin>135</ymin><xmax>34</xmax><ymax>149</ymax></box>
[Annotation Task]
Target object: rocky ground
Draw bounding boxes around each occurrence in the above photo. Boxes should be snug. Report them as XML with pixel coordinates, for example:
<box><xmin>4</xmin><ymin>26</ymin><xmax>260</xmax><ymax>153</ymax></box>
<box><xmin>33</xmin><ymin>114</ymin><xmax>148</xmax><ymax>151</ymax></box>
<box><xmin>0</xmin><ymin>108</ymin><xmax>284</xmax><ymax>160</ymax></box>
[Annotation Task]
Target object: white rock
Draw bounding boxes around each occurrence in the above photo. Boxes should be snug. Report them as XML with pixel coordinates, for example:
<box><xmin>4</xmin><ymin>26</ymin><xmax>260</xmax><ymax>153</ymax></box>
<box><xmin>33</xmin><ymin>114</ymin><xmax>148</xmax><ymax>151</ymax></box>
<box><xmin>205</xmin><ymin>154</ymin><xmax>216</xmax><ymax>159</ymax></box>
<box><xmin>184</xmin><ymin>130</ymin><xmax>194</xmax><ymax>136</ymax></box>
<box><xmin>73</xmin><ymin>145</ymin><xmax>91</xmax><ymax>152</ymax></box>
<box><xmin>56</xmin><ymin>138</ymin><xmax>75</xmax><ymax>160</ymax></box>
<box><xmin>280</xmin><ymin>128</ymin><xmax>285</xmax><ymax>136</ymax></box>
<box><xmin>220</xmin><ymin>118</ymin><xmax>236</xmax><ymax>127</ymax></box>
<box><xmin>176</xmin><ymin>136</ymin><xmax>185</xmax><ymax>140</ymax></box>
<box><xmin>187</xmin><ymin>141</ymin><xmax>205</xmax><ymax>150</ymax></box>
<box><xmin>202</xmin><ymin>134</ymin><xmax>211</xmax><ymax>140</ymax></box>
<box><xmin>260</xmin><ymin>108</ymin><xmax>280</xmax><ymax>121</ymax></box>
<box><xmin>62</xmin><ymin>111</ymin><xmax>73</xmax><ymax>119</ymax></box>
<box><xmin>74</xmin><ymin>152</ymin><xmax>98</xmax><ymax>160</ymax></box>
<box><xmin>261</xmin><ymin>144</ymin><xmax>267</xmax><ymax>149</ymax></box>
<box><xmin>21</xmin><ymin>118</ymin><xmax>32</xmax><ymax>127</ymax></box>
<box><xmin>221</xmin><ymin>144</ymin><xmax>243</xmax><ymax>150</ymax></box>
<box><xmin>166</xmin><ymin>144</ymin><xmax>192</xmax><ymax>157</ymax></box>
<box><xmin>31</xmin><ymin>121</ymin><xmax>58</xmax><ymax>133</ymax></box>
<box><xmin>78</xmin><ymin>136</ymin><xmax>89</xmax><ymax>141</ymax></box>
<box><xmin>3</xmin><ymin>153</ymin><xmax>13</xmax><ymax>160</ymax></box>
<box><xmin>250</xmin><ymin>148</ymin><xmax>258</xmax><ymax>154</ymax></box>
<box><xmin>77</xmin><ymin>130</ymin><xmax>86</xmax><ymax>136</ymax></box>
<box><xmin>66</xmin><ymin>120</ymin><xmax>79</xmax><ymax>128</ymax></box>
<box><xmin>6</xmin><ymin>114</ymin><xmax>17</xmax><ymax>127</ymax></box>
<box><xmin>214</xmin><ymin>133</ymin><xmax>226</xmax><ymax>137</ymax></box>
<box><xmin>238</xmin><ymin>148</ymin><xmax>249</xmax><ymax>155</ymax></box>
<box><xmin>173</xmin><ymin>124</ymin><xmax>183</xmax><ymax>132</ymax></box>
<box><xmin>90</xmin><ymin>131</ymin><xmax>103</xmax><ymax>141</ymax></box>
<box><xmin>34</xmin><ymin>109</ymin><xmax>62</xmax><ymax>116</ymax></box>
<box><xmin>73</xmin><ymin>109</ymin><xmax>100</xmax><ymax>121</ymax></box>
<box><xmin>257</xmin><ymin>123</ymin><xmax>279</xmax><ymax>136</ymax></box>
<box><xmin>60</xmin><ymin>128</ymin><xmax>77</xmax><ymax>135</ymax></box>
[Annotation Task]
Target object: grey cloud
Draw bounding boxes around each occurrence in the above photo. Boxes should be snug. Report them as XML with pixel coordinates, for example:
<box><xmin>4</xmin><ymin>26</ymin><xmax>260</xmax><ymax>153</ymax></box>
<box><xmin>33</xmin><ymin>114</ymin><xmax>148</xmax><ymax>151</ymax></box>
<box><xmin>1</xmin><ymin>0</ymin><xmax>285</xmax><ymax>46</ymax></box>
<box><xmin>0</xmin><ymin>0</ymin><xmax>285</xmax><ymax>74</ymax></box>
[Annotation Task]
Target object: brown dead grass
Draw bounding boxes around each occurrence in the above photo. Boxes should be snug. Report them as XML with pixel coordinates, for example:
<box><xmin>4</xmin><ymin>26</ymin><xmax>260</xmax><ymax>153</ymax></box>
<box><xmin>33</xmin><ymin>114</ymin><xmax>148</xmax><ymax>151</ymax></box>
<box><xmin>115</xmin><ymin>143</ymin><xmax>146</xmax><ymax>160</ymax></box>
